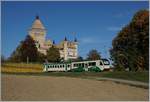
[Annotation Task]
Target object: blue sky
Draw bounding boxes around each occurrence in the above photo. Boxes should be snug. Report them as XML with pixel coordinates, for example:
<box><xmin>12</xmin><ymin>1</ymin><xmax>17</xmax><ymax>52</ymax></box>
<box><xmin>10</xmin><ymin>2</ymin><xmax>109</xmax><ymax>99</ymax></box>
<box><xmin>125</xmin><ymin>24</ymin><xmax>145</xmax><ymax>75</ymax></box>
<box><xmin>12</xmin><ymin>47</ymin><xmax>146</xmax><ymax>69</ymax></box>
<box><xmin>1</xmin><ymin>1</ymin><xmax>149</xmax><ymax>59</ymax></box>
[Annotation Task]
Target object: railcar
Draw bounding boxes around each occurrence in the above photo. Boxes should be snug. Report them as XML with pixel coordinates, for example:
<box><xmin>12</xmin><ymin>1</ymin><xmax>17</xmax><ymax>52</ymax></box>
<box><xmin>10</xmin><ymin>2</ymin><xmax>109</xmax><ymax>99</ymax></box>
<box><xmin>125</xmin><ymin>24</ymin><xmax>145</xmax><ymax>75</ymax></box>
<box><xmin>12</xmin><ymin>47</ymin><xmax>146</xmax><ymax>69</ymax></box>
<box><xmin>43</xmin><ymin>59</ymin><xmax>110</xmax><ymax>72</ymax></box>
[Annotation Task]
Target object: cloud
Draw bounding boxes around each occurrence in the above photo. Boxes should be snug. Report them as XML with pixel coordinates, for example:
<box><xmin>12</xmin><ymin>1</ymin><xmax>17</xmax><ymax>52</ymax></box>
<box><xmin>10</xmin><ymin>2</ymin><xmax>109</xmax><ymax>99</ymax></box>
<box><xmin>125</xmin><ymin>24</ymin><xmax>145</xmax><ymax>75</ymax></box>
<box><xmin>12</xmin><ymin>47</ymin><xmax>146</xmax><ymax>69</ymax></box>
<box><xmin>107</xmin><ymin>26</ymin><xmax>121</xmax><ymax>31</ymax></box>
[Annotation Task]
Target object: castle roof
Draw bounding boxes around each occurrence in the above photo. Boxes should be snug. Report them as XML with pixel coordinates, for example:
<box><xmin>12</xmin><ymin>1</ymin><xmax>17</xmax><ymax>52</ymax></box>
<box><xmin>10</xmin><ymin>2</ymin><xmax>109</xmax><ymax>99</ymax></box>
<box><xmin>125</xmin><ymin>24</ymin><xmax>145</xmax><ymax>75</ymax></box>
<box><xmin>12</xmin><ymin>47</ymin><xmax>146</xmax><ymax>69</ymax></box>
<box><xmin>31</xmin><ymin>16</ymin><xmax>45</xmax><ymax>29</ymax></box>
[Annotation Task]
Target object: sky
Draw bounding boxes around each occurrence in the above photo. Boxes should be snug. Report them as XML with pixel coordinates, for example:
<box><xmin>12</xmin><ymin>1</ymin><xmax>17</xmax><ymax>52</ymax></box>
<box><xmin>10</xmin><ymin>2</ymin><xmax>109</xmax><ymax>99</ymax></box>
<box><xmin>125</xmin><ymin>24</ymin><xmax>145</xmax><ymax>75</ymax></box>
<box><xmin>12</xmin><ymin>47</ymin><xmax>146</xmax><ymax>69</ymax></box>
<box><xmin>1</xmin><ymin>1</ymin><xmax>149</xmax><ymax>59</ymax></box>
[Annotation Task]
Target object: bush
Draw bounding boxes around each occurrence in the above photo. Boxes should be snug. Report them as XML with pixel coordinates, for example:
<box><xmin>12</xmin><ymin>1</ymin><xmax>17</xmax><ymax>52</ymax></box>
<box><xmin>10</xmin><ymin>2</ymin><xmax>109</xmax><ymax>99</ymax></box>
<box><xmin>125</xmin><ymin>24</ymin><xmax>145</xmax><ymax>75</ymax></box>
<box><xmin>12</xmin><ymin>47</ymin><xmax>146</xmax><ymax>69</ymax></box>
<box><xmin>88</xmin><ymin>66</ymin><xmax>101</xmax><ymax>72</ymax></box>
<box><xmin>69</xmin><ymin>67</ymin><xmax>85</xmax><ymax>72</ymax></box>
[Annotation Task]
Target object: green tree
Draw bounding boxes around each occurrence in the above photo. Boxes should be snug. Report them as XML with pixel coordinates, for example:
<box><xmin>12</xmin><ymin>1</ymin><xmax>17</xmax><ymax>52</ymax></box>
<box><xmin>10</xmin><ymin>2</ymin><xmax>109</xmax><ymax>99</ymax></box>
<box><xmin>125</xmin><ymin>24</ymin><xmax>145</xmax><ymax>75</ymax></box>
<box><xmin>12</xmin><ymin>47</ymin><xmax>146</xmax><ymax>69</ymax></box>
<box><xmin>46</xmin><ymin>46</ymin><xmax>60</xmax><ymax>62</ymax></box>
<box><xmin>110</xmin><ymin>9</ymin><xmax>149</xmax><ymax>71</ymax></box>
<box><xmin>87</xmin><ymin>49</ymin><xmax>101</xmax><ymax>60</ymax></box>
<box><xmin>37</xmin><ymin>52</ymin><xmax>46</xmax><ymax>63</ymax></box>
<box><xmin>77</xmin><ymin>56</ymin><xmax>83</xmax><ymax>61</ymax></box>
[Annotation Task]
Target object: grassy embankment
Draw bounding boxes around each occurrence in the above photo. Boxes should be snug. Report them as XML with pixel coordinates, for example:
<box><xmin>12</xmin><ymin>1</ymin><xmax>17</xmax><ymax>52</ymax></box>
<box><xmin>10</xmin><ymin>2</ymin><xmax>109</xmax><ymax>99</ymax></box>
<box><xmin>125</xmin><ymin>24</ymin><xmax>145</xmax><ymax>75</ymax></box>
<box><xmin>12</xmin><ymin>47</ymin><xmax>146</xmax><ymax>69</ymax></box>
<box><xmin>1</xmin><ymin>63</ymin><xmax>43</xmax><ymax>73</ymax></box>
<box><xmin>1</xmin><ymin>63</ymin><xmax>149</xmax><ymax>83</ymax></box>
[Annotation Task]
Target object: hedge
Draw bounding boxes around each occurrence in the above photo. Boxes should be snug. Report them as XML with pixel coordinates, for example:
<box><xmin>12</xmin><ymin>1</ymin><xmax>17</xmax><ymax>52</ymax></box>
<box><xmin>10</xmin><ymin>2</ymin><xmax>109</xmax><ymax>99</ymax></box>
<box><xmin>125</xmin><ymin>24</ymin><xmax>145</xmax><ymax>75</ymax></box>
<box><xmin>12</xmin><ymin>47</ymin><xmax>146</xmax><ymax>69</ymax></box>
<box><xmin>88</xmin><ymin>66</ymin><xmax>101</xmax><ymax>72</ymax></box>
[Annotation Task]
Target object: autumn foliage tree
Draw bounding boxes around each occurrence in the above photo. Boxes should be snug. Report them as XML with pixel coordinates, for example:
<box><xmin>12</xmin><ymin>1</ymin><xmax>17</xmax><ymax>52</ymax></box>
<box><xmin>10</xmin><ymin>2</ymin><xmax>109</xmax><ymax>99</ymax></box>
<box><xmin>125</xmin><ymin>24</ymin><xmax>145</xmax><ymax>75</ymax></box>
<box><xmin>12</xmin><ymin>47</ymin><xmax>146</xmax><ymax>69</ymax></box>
<box><xmin>19</xmin><ymin>35</ymin><xmax>38</xmax><ymax>62</ymax></box>
<box><xmin>87</xmin><ymin>49</ymin><xmax>101</xmax><ymax>60</ymax></box>
<box><xmin>9</xmin><ymin>35</ymin><xmax>39</xmax><ymax>62</ymax></box>
<box><xmin>110</xmin><ymin>10</ymin><xmax>149</xmax><ymax>71</ymax></box>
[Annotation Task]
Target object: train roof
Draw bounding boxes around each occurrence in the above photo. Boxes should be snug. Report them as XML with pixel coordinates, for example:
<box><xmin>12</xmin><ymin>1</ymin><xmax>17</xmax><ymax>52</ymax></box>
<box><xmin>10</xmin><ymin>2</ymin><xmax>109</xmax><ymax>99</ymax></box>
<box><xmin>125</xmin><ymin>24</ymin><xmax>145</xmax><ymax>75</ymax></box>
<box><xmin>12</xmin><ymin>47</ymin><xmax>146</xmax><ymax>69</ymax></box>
<box><xmin>72</xmin><ymin>58</ymin><xmax>109</xmax><ymax>62</ymax></box>
<box><xmin>44</xmin><ymin>59</ymin><xmax>109</xmax><ymax>64</ymax></box>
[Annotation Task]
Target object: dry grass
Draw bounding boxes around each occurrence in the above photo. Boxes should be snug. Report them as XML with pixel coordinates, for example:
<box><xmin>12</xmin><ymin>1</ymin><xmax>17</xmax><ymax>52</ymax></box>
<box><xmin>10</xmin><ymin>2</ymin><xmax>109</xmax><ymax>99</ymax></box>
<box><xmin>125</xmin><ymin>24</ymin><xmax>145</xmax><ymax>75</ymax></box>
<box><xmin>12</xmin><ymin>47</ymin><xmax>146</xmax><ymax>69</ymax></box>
<box><xmin>1</xmin><ymin>63</ymin><xmax>43</xmax><ymax>73</ymax></box>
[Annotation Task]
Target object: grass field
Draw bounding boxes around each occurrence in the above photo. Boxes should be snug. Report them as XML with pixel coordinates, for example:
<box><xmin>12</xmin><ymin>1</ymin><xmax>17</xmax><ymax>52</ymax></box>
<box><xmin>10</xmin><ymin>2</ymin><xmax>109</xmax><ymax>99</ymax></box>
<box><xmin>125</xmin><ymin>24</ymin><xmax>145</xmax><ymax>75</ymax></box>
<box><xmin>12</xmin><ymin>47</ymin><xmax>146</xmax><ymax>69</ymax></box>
<box><xmin>1</xmin><ymin>63</ymin><xmax>43</xmax><ymax>73</ymax></box>
<box><xmin>1</xmin><ymin>63</ymin><xmax>149</xmax><ymax>83</ymax></box>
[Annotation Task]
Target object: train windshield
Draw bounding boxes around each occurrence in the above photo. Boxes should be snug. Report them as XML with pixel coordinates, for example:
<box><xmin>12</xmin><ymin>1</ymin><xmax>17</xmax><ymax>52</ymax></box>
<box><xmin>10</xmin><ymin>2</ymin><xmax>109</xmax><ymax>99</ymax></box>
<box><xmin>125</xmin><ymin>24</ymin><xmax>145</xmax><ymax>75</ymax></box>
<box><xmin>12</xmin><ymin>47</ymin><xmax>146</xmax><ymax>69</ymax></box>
<box><xmin>102</xmin><ymin>59</ymin><xmax>110</xmax><ymax>65</ymax></box>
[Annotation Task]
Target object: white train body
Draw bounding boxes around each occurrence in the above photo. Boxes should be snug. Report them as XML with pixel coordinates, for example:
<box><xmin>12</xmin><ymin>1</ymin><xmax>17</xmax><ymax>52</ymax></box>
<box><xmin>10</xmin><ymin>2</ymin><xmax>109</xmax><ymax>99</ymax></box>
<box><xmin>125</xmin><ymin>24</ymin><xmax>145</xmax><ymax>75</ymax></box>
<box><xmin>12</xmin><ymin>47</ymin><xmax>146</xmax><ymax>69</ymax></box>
<box><xmin>43</xmin><ymin>59</ymin><xmax>110</xmax><ymax>72</ymax></box>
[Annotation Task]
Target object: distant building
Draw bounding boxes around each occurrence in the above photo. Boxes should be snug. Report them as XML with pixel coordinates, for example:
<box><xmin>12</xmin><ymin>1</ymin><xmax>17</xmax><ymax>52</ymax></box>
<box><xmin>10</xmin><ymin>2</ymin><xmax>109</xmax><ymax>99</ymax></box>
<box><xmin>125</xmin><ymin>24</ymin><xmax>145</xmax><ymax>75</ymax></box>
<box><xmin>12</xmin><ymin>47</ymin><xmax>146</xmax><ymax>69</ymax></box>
<box><xmin>28</xmin><ymin>16</ymin><xmax>78</xmax><ymax>60</ymax></box>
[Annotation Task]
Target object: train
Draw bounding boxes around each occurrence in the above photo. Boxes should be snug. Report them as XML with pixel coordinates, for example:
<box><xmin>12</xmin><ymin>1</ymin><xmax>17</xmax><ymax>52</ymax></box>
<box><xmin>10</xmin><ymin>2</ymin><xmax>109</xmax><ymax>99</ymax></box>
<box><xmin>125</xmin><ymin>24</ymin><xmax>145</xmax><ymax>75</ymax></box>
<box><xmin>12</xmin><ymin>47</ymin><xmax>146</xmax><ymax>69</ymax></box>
<box><xmin>43</xmin><ymin>59</ymin><xmax>111</xmax><ymax>72</ymax></box>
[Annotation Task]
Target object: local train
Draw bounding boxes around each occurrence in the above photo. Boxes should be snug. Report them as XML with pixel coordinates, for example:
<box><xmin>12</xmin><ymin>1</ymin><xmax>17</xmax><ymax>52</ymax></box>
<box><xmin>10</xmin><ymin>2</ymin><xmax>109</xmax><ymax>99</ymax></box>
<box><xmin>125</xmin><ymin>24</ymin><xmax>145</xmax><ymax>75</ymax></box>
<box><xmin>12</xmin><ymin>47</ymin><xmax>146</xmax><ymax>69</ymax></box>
<box><xmin>43</xmin><ymin>59</ymin><xmax>111</xmax><ymax>72</ymax></box>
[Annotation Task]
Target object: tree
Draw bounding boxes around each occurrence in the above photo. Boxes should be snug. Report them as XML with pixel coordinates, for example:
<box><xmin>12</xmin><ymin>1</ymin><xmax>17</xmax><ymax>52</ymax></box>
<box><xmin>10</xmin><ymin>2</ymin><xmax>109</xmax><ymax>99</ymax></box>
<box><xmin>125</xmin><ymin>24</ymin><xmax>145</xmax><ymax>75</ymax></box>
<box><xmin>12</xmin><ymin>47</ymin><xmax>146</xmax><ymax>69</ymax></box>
<box><xmin>9</xmin><ymin>35</ymin><xmax>39</xmax><ymax>62</ymax></box>
<box><xmin>77</xmin><ymin>56</ymin><xmax>83</xmax><ymax>61</ymax></box>
<box><xmin>37</xmin><ymin>52</ymin><xmax>46</xmax><ymax>63</ymax></box>
<box><xmin>20</xmin><ymin>35</ymin><xmax>38</xmax><ymax>62</ymax></box>
<box><xmin>46</xmin><ymin>46</ymin><xmax>60</xmax><ymax>62</ymax></box>
<box><xmin>87</xmin><ymin>49</ymin><xmax>101</xmax><ymax>60</ymax></box>
<box><xmin>110</xmin><ymin>9</ymin><xmax>149</xmax><ymax>71</ymax></box>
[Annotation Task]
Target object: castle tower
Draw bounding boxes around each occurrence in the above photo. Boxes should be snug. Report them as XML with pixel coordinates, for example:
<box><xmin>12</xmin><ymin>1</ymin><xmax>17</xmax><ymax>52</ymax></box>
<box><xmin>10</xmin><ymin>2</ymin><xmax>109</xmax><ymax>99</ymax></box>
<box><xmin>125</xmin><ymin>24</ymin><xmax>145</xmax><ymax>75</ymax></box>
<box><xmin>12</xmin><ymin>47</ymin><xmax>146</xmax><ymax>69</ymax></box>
<box><xmin>62</xmin><ymin>37</ymin><xmax>78</xmax><ymax>60</ymax></box>
<box><xmin>74</xmin><ymin>37</ymin><xmax>78</xmax><ymax>58</ymax></box>
<box><xmin>28</xmin><ymin>15</ymin><xmax>47</xmax><ymax>54</ymax></box>
<box><xmin>63</xmin><ymin>37</ymin><xmax>68</xmax><ymax>60</ymax></box>
<box><xmin>29</xmin><ymin>15</ymin><xmax>46</xmax><ymax>46</ymax></box>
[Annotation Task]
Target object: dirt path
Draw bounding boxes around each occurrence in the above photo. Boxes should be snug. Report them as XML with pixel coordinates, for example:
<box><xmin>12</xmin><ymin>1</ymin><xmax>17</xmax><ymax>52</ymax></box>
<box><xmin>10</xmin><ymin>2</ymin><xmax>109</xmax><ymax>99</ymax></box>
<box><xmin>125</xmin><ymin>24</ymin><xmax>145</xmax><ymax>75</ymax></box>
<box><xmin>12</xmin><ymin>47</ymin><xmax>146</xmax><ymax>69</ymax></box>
<box><xmin>1</xmin><ymin>74</ymin><xmax>149</xmax><ymax>101</ymax></box>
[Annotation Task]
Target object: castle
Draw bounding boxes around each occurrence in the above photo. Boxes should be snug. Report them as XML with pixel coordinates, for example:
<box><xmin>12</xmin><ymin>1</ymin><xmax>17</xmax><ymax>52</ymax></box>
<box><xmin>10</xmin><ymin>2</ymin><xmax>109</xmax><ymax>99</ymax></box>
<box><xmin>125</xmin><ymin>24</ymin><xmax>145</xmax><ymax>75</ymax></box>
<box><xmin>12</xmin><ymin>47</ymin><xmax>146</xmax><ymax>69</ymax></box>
<box><xmin>28</xmin><ymin>16</ymin><xmax>78</xmax><ymax>61</ymax></box>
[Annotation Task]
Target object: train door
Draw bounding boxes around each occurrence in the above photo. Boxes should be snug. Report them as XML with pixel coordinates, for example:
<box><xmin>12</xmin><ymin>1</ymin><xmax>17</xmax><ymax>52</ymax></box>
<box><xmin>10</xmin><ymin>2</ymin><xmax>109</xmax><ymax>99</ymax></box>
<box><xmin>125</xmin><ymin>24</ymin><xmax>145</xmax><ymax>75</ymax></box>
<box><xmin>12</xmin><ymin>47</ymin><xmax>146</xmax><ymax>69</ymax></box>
<box><xmin>85</xmin><ymin>63</ymin><xmax>88</xmax><ymax>68</ymax></box>
<box><xmin>84</xmin><ymin>63</ymin><xmax>88</xmax><ymax>71</ymax></box>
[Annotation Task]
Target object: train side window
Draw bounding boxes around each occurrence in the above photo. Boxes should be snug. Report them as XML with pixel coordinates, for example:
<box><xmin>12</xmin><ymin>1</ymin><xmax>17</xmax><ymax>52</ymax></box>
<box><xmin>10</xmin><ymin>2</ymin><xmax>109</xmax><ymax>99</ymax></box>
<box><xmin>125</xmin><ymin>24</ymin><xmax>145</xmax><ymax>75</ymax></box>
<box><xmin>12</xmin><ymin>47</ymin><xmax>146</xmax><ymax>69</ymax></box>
<box><xmin>63</xmin><ymin>65</ymin><xmax>64</xmax><ymax>67</ymax></box>
<box><xmin>100</xmin><ymin>62</ymin><xmax>103</xmax><ymax>65</ymax></box>
<box><xmin>60</xmin><ymin>65</ymin><xmax>62</xmax><ymax>68</ymax></box>
<box><xmin>79</xmin><ymin>63</ymin><xmax>81</xmax><ymax>67</ymax></box>
<box><xmin>89</xmin><ymin>62</ymin><xmax>96</xmax><ymax>66</ymax></box>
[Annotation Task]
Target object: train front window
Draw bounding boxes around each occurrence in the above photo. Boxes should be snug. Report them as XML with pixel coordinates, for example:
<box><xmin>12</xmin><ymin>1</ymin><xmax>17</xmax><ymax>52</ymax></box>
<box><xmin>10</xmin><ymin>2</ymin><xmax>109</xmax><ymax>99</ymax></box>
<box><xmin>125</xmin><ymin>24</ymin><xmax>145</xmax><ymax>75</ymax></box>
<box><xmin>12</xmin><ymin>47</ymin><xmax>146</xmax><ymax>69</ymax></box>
<box><xmin>103</xmin><ymin>60</ymin><xmax>110</xmax><ymax>65</ymax></box>
<box><xmin>100</xmin><ymin>62</ymin><xmax>103</xmax><ymax>65</ymax></box>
